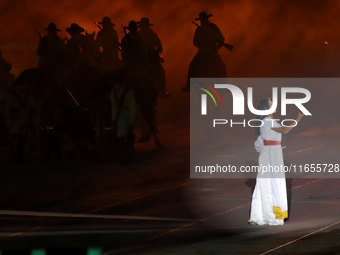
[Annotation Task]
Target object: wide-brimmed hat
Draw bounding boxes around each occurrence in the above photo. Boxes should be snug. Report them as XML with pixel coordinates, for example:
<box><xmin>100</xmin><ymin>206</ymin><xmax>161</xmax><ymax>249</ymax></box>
<box><xmin>98</xmin><ymin>16</ymin><xmax>115</xmax><ymax>27</ymax></box>
<box><xmin>66</xmin><ymin>23</ymin><xmax>85</xmax><ymax>34</ymax></box>
<box><xmin>195</xmin><ymin>11</ymin><xmax>212</xmax><ymax>21</ymax></box>
<box><xmin>45</xmin><ymin>22</ymin><xmax>61</xmax><ymax>32</ymax></box>
<box><xmin>124</xmin><ymin>21</ymin><xmax>140</xmax><ymax>31</ymax></box>
<box><xmin>137</xmin><ymin>17</ymin><xmax>153</xmax><ymax>27</ymax></box>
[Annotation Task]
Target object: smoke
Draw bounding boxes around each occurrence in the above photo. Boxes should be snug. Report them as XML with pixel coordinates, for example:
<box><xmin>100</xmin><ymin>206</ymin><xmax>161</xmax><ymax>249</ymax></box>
<box><xmin>1</xmin><ymin>0</ymin><xmax>339</xmax><ymax>87</ymax></box>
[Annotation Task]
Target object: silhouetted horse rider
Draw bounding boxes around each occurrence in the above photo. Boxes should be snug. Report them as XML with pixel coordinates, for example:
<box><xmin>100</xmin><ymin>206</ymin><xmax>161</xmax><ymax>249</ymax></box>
<box><xmin>137</xmin><ymin>17</ymin><xmax>169</xmax><ymax>98</ymax></box>
<box><xmin>121</xmin><ymin>21</ymin><xmax>163</xmax><ymax>149</ymax></box>
<box><xmin>137</xmin><ymin>18</ymin><xmax>163</xmax><ymax>53</ymax></box>
<box><xmin>120</xmin><ymin>20</ymin><xmax>155</xmax><ymax>99</ymax></box>
<box><xmin>36</xmin><ymin>23</ymin><xmax>69</xmax><ymax>78</ymax></box>
<box><xmin>96</xmin><ymin>17</ymin><xmax>120</xmax><ymax>71</ymax></box>
<box><xmin>182</xmin><ymin>12</ymin><xmax>227</xmax><ymax>91</ymax></box>
<box><xmin>66</xmin><ymin>23</ymin><xmax>97</xmax><ymax>71</ymax></box>
<box><xmin>121</xmin><ymin>21</ymin><xmax>149</xmax><ymax>74</ymax></box>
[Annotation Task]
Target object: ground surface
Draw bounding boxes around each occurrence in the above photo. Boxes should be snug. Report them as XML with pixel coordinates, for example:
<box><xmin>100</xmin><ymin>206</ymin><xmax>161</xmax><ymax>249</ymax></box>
<box><xmin>0</xmin><ymin>86</ymin><xmax>339</xmax><ymax>255</ymax></box>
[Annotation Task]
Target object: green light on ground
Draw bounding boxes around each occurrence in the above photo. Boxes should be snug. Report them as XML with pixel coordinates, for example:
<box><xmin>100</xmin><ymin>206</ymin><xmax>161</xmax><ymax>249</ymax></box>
<box><xmin>31</xmin><ymin>250</ymin><xmax>46</xmax><ymax>255</ymax></box>
<box><xmin>87</xmin><ymin>248</ymin><xmax>102</xmax><ymax>255</ymax></box>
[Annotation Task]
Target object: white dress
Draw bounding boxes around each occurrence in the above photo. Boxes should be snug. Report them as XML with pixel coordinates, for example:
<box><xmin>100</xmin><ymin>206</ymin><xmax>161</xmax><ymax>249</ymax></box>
<box><xmin>249</xmin><ymin>117</ymin><xmax>288</xmax><ymax>225</ymax></box>
<box><xmin>110</xmin><ymin>88</ymin><xmax>138</xmax><ymax>138</ymax></box>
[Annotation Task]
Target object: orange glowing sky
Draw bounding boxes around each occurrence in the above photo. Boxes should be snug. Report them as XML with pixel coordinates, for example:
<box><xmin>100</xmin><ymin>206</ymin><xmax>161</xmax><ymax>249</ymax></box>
<box><xmin>1</xmin><ymin>0</ymin><xmax>340</xmax><ymax>83</ymax></box>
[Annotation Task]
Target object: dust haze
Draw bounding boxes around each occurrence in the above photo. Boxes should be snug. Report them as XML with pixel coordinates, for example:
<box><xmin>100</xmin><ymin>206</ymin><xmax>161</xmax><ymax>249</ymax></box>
<box><xmin>1</xmin><ymin>0</ymin><xmax>340</xmax><ymax>88</ymax></box>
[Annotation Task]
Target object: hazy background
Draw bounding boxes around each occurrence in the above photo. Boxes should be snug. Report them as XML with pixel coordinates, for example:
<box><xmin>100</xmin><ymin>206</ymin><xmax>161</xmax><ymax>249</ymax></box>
<box><xmin>1</xmin><ymin>0</ymin><xmax>340</xmax><ymax>88</ymax></box>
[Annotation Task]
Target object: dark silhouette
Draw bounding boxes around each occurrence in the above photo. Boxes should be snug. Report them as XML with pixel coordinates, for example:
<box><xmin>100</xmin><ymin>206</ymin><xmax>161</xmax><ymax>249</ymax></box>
<box><xmin>66</xmin><ymin>23</ymin><xmax>98</xmax><ymax>71</ymax></box>
<box><xmin>137</xmin><ymin>18</ymin><xmax>162</xmax><ymax>53</ymax></box>
<box><xmin>182</xmin><ymin>12</ymin><xmax>228</xmax><ymax>92</ymax></box>
<box><xmin>121</xmin><ymin>21</ymin><xmax>149</xmax><ymax>74</ymax></box>
<box><xmin>35</xmin><ymin>27</ymin><xmax>104</xmax><ymax>162</ymax></box>
<box><xmin>36</xmin><ymin>22</ymin><xmax>69</xmax><ymax>78</ymax></box>
<box><xmin>96</xmin><ymin>17</ymin><xmax>121</xmax><ymax>71</ymax></box>
<box><xmin>137</xmin><ymin>17</ymin><xmax>169</xmax><ymax>98</ymax></box>
<box><xmin>121</xmin><ymin>21</ymin><xmax>163</xmax><ymax>149</ymax></box>
<box><xmin>3</xmin><ymin>19</ymin><xmax>166</xmax><ymax>163</ymax></box>
<box><xmin>4</xmin><ymin>77</ymin><xmax>38</xmax><ymax>163</ymax></box>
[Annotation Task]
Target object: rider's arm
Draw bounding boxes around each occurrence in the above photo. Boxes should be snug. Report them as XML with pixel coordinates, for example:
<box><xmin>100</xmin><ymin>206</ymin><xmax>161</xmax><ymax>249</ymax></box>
<box><xmin>36</xmin><ymin>38</ymin><xmax>45</xmax><ymax>58</ymax></box>
<box><xmin>193</xmin><ymin>27</ymin><xmax>203</xmax><ymax>48</ymax></box>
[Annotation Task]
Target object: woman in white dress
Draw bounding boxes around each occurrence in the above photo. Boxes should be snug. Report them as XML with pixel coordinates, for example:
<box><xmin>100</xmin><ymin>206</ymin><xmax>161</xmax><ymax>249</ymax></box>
<box><xmin>249</xmin><ymin>98</ymin><xmax>304</xmax><ymax>225</ymax></box>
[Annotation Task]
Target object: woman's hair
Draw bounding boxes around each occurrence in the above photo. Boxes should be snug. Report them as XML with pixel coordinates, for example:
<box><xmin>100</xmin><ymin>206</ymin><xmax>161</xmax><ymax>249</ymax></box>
<box><xmin>255</xmin><ymin>97</ymin><xmax>270</xmax><ymax>135</ymax></box>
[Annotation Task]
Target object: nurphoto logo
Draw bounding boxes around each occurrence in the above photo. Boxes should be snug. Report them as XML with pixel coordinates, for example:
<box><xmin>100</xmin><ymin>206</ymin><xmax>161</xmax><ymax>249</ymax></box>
<box><xmin>199</xmin><ymin>83</ymin><xmax>311</xmax><ymax>116</ymax></box>
<box><xmin>198</xmin><ymin>82</ymin><xmax>311</xmax><ymax>128</ymax></box>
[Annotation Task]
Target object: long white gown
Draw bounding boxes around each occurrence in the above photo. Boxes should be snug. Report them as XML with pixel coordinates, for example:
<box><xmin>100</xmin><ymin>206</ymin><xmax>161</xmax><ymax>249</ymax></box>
<box><xmin>110</xmin><ymin>88</ymin><xmax>138</xmax><ymax>138</ymax></box>
<box><xmin>249</xmin><ymin>117</ymin><xmax>288</xmax><ymax>225</ymax></box>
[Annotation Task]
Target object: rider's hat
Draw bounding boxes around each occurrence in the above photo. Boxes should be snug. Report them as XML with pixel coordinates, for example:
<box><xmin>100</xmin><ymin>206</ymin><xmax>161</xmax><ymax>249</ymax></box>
<box><xmin>124</xmin><ymin>21</ymin><xmax>140</xmax><ymax>32</ymax></box>
<box><xmin>195</xmin><ymin>12</ymin><xmax>212</xmax><ymax>21</ymax></box>
<box><xmin>45</xmin><ymin>22</ymin><xmax>61</xmax><ymax>32</ymax></box>
<box><xmin>98</xmin><ymin>17</ymin><xmax>115</xmax><ymax>27</ymax></box>
<box><xmin>66</xmin><ymin>23</ymin><xmax>85</xmax><ymax>34</ymax></box>
<box><xmin>137</xmin><ymin>17</ymin><xmax>153</xmax><ymax>27</ymax></box>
